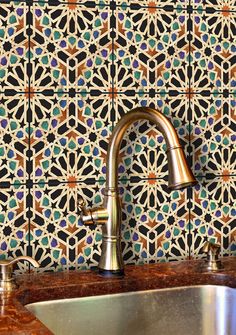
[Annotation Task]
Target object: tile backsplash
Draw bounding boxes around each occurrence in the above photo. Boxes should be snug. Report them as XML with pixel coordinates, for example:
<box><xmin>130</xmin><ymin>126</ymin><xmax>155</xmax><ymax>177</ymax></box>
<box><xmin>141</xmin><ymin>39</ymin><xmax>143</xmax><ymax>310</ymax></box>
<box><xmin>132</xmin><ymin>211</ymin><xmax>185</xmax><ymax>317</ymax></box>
<box><xmin>0</xmin><ymin>0</ymin><xmax>235</xmax><ymax>272</ymax></box>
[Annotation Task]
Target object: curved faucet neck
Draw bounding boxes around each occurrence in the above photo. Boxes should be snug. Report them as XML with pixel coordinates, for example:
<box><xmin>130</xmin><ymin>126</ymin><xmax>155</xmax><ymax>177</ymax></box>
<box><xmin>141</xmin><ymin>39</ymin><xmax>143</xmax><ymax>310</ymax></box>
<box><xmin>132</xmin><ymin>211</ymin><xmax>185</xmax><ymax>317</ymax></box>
<box><xmin>105</xmin><ymin>107</ymin><xmax>181</xmax><ymax>190</ymax></box>
<box><xmin>80</xmin><ymin>106</ymin><xmax>196</xmax><ymax>275</ymax></box>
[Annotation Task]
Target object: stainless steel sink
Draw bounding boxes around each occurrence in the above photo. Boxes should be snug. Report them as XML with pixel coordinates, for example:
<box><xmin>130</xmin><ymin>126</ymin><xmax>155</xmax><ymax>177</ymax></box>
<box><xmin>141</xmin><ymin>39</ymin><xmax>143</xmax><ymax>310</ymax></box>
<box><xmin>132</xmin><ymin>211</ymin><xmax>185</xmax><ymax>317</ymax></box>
<box><xmin>26</xmin><ymin>285</ymin><xmax>236</xmax><ymax>335</ymax></box>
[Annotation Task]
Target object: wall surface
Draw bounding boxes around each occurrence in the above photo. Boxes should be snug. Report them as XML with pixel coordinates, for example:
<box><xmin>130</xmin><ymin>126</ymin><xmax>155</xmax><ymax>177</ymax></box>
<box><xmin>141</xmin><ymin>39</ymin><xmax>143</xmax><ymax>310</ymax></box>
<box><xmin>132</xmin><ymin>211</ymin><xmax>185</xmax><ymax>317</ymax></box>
<box><xmin>0</xmin><ymin>0</ymin><xmax>235</xmax><ymax>272</ymax></box>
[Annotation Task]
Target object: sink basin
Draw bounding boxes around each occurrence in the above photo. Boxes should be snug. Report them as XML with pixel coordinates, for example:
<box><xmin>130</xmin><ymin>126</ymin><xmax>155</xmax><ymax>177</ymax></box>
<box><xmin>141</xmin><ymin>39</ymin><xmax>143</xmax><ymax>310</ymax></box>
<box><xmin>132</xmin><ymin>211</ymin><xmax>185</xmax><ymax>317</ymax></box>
<box><xmin>26</xmin><ymin>285</ymin><xmax>236</xmax><ymax>335</ymax></box>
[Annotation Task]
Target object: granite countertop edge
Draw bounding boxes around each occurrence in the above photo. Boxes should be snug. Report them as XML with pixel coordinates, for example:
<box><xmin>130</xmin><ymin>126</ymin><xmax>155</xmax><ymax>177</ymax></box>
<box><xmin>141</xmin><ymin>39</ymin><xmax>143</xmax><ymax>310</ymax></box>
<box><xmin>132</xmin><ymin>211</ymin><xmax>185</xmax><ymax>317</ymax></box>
<box><xmin>1</xmin><ymin>257</ymin><xmax>236</xmax><ymax>334</ymax></box>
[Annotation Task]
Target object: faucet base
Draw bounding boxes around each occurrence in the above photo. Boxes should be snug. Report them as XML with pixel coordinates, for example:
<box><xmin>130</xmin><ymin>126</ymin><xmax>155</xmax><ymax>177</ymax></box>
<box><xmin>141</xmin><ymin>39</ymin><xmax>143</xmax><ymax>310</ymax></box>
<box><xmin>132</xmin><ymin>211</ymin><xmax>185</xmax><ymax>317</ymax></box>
<box><xmin>99</xmin><ymin>269</ymin><xmax>124</xmax><ymax>277</ymax></box>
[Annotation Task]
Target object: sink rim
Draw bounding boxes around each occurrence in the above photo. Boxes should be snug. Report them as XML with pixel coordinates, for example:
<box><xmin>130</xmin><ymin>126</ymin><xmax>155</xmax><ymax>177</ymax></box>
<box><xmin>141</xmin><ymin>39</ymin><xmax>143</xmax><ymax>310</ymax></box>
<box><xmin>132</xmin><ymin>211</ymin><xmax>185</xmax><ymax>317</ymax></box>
<box><xmin>25</xmin><ymin>283</ymin><xmax>236</xmax><ymax>335</ymax></box>
<box><xmin>25</xmin><ymin>284</ymin><xmax>236</xmax><ymax>308</ymax></box>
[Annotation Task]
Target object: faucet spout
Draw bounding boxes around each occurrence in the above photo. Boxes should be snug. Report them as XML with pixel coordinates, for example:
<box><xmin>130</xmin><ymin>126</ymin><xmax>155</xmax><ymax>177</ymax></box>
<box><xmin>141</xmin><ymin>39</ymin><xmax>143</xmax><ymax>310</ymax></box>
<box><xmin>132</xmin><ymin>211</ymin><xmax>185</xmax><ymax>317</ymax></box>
<box><xmin>106</xmin><ymin>107</ymin><xmax>196</xmax><ymax>191</ymax></box>
<box><xmin>80</xmin><ymin>107</ymin><xmax>197</xmax><ymax>276</ymax></box>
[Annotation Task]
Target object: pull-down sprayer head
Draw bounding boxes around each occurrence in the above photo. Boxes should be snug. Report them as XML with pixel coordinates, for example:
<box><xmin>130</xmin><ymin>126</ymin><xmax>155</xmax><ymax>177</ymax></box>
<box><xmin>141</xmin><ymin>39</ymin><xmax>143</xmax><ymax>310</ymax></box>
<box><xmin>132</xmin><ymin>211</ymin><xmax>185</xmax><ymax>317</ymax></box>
<box><xmin>79</xmin><ymin>106</ymin><xmax>197</xmax><ymax>276</ymax></box>
<box><xmin>167</xmin><ymin>146</ymin><xmax>197</xmax><ymax>190</ymax></box>
<box><xmin>105</xmin><ymin>106</ymin><xmax>197</xmax><ymax>192</ymax></box>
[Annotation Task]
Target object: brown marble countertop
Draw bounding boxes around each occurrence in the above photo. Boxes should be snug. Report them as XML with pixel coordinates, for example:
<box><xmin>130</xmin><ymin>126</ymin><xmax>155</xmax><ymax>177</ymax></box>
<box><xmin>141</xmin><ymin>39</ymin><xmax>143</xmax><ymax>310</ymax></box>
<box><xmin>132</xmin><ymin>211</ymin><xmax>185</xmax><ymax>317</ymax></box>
<box><xmin>1</xmin><ymin>257</ymin><xmax>236</xmax><ymax>334</ymax></box>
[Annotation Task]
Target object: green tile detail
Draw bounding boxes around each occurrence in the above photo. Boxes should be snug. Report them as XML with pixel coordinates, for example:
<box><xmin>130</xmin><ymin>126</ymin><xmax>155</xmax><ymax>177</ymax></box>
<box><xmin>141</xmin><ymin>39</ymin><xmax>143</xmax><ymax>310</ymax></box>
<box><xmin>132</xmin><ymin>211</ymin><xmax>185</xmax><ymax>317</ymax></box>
<box><xmin>135</xmin><ymin>206</ymin><xmax>142</xmax><ymax>215</ymax></box>
<box><xmin>124</xmin><ymin>231</ymin><xmax>130</xmax><ymax>240</ymax></box>
<box><xmin>173</xmin><ymin>228</ymin><xmax>180</xmax><ymax>236</ymax></box>
<box><xmin>134</xmin><ymin>243</ymin><xmax>141</xmax><ymax>252</ymax></box>
<box><xmin>42</xmin><ymin>197</ymin><xmax>49</xmax><ymax>206</ymax></box>
<box><xmin>162</xmin><ymin>204</ymin><xmax>169</xmax><ymax>213</ymax></box>
<box><xmin>9</xmin><ymin>199</ymin><xmax>17</xmax><ymax>208</ymax></box>
<box><xmin>95</xmin><ymin>233</ymin><xmax>102</xmax><ymax>242</ymax></box>
<box><xmin>163</xmin><ymin>242</ymin><xmax>169</xmax><ymax>250</ymax></box>
<box><xmin>42</xmin><ymin>237</ymin><xmax>49</xmax><ymax>246</ymax></box>
<box><xmin>54</xmin><ymin>211</ymin><xmax>61</xmax><ymax>220</ymax></box>
<box><xmin>69</xmin><ymin>215</ymin><xmax>76</xmax><ymax>224</ymax></box>
<box><xmin>84</xmin><ymin>247</ymin><xmax>91</xmax><ymax>256</ymax></box>
<box><xmin>53</xmin><ymin>250</ymin><xmax>60</xmax><ymax>259</ymax></box>
<box><xmin>149</xmin><ymin>210</ymin><xmax>155</xmax><ymax>220</ymax></box>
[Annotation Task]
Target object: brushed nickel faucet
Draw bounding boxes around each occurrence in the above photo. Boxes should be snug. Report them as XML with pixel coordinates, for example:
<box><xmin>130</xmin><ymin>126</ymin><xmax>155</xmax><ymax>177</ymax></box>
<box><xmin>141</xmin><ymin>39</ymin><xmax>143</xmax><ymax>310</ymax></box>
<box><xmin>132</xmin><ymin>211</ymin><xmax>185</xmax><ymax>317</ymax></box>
<box><xmin>0</xmin><ymin>256</ymin><xmax>39</xmax><ymax>291</ymax></box>
<box><xmin>79</xmin><ymin>107</ymin><xmax>197</xmax><ymax>276</ymax></box>
<box><xmin>201</xmin><ymin>241</ymin><xmax>223</xmax><ymax>271</ymax></box>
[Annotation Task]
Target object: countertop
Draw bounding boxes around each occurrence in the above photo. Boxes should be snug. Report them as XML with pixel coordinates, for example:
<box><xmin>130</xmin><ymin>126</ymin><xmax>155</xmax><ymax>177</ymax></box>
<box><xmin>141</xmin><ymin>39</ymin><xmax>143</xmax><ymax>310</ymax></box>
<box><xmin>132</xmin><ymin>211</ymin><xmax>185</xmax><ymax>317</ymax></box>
<box><xmin>1</xmin><ymin>257</ymin><xmax>236</xmax><ymax>334</ymax></box>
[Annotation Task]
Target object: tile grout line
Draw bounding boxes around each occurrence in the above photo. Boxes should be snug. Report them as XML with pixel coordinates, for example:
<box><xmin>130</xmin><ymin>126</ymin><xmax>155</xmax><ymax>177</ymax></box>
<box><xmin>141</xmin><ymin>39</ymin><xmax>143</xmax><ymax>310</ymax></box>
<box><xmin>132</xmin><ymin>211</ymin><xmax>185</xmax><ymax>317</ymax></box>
<box><xmin>7</xmin><ymin>0</ymin><xmax>236</xmax><ymax>14</ymax></box>
<box><xmin>3</xmin><ymin>174</ymin><xmax>236</xmax><ymax>188</ymax></box>
<box><xmin>188</xmin><ymin>1</ymin><xmax>192</xmax><ymax>260</ymax></box>
<box><xmin>2</xmin><ymin>90</ymin><xmax>234</xmax><ymax>96</ymax></box>
<box><xmin>27</xmin><ymin>2</ymin><xmax>32</xmax><ymax>272</ymax></box>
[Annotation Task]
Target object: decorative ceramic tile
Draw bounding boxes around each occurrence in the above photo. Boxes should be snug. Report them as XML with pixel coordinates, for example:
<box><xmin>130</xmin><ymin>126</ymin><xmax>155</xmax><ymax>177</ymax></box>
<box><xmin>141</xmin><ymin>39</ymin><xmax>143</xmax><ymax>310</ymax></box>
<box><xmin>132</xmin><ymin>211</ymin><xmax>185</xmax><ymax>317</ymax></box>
<box><xmin>114</xmin><ymin>7</ymin><xmax>190</xmax><ymax>93</ymax></box>
<box><xmin>192</xmin><ymin>0</ymin><xmax>236</xmax><ymax>11</ymax></box>
<box><xmin>30</xmin><ymin>182</ymin><xmax>103</xmax><ymax>271</ymax></box>
<box><xmin>30</xmin><ymin>177</ymin><xmax>191</xmax><ymax>271</ymax></box>
<box><xmin>115</xmin><ymin>0</ymin><xmax>188</xmax><ymax>9</ymax></box>
<box><xmin>190</xmin><ymin>176</ymin><xmax>236</xmax><ymax>257</ymax></box>
<box><xmin>30</xmin><ymin>3</ymin><xmax>112</xmax><ymax>92</ymax></box>
<box><xmin>190</xmin><ymin>94</ymin><xmax>236</xmax><ymax>176</ymax></box>
<box><xmin>30</xmin><ymin>0</ymin><xmax>104</xmax><ymax>5</ymax></box>
<box><xmin>191</xmin><ymin>10</ymin><xmax>236</xmax><ymax>92</ymax></box>
<box><xmin>0</xmin><ymin>93</ymin><xmax>28</xmax><ymax>184</ymax></box>
<box><xmin>30</xmin><ymin>93</ymin><xmax>112</xmax><ymax>183</ymax></box>
<box><xmin>120</xmin><ymin>178</ymin><xmax>191</xmax><ymax>263</ymax></box>
<box><xmin>0</xmin><ymin>3</ymin><xmax>29</xmax><ymax>92</ymax></box>
<box><xmin>112</xmin><ymin>93</ymin><xmax>190</xmax><ymax>181</ymax></box>
<box><xmin>0</xmin><ymin>0</ymin><xmax>234</xmax><ymax>275</ymax></box>
<box><xmin>0</xmin><ymin>185</ymin><xmax>29</xmax><ymax>273</ymax></box>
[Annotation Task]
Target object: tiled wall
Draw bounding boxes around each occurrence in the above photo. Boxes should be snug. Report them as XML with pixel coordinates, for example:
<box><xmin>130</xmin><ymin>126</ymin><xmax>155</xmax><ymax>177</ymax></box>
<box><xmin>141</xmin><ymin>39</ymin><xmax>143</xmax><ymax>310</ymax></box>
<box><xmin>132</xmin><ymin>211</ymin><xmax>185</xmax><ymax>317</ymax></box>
<box><xmin>0</xmin><ymin>0</ymin><xmax>235</xmax><ymax>272</ymax></box>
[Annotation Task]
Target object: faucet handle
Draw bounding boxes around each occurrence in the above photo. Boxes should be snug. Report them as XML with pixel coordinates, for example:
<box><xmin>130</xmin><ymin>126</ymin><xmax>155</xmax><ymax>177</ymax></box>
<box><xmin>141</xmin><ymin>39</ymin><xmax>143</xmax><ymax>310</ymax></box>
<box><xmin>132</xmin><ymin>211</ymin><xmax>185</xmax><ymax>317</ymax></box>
<box><xmin>78</xmin><ymin>196</ymin><xmax>93</xmax><ymax>224</ymax></box>
<box><xmin>78</xmin><ymin>196</ymin><xmax>108</xmax><ymax>225</ymax></box>
<box><xmin>202</xmin><ymin>241</ymin><xmax>220</xmax><ymax>256</ymax></box>
<box><xmin>0</xmin><ymin>256</ymin><xmax>40</xmax><ymax>292</ymax></box>
<box><xmin>78</xmin><ymin>196</ymin><xmax>86</xmax><ymax>209</ymax></box>
<box><xmin>202</xmin><ymin>241</ymin><xmax>223</xmax><ymax>271</ymax></box>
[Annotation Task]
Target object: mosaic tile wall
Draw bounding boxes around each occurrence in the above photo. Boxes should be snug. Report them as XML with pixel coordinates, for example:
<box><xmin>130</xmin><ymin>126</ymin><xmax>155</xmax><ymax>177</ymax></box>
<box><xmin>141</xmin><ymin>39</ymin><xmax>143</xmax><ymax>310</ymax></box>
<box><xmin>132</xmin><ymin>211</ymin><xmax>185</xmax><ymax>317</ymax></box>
<box><xmin>0</xmin><ymin>0</ymin><xmax>235</xmax><ymax>273</ymax></box>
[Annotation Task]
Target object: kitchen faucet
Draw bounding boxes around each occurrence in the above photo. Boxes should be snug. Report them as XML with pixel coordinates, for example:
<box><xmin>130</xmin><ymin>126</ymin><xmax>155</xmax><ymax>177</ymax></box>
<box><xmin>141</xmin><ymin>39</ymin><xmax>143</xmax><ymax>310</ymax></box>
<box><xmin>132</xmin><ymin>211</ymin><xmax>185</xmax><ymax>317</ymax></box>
<box><xmin>79</xmin><ymin>107</ymin><xmax>197</xmax><ymax>276</ymax></box>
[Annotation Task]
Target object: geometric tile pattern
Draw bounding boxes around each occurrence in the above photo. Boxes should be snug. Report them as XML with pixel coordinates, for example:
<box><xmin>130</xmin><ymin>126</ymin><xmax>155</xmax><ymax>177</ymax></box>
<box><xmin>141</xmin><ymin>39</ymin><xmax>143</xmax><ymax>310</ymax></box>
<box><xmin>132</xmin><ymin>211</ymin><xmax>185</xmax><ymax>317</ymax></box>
<box><xmin>0</xmin><ymin>93</ymin><xmax>28</xmax><ymax>184</ymax></box>
<box><xmin>120</xmin><ymin>179</ymin><xmax>191</xmax><ymax>263</ymax></box>
<box><xmin>190</xmin><ymin>176</ymin><xmax>236</xmax><ymax>257</ymax></box>
<box><xmin>0</xmin><ymin>1</ymin><xmax>235</xmax><ymax>273</ymax></box>
<box><xmin>31</xmin><ymin>4</ymin><xmax>112</xmax><ymax>93</ymax></box>
<box><xmin>190</xmin><ymin>94</ymin><xmax>236</xmax><ymax>176</ymax></box>
<box><xmin>0</xmin><ymin>185</ymin><xmax>29</xmax><ymax>273</ymax></box>
<box><xmin>0</xmin><ymin>3</ymin><xmax>28</xmax><ymax>92</ymax></box>
<box><xmin>191</xmin><ymin>11</ymin><xmax>236</xmax><ymax>92</ymax></box>
<box><xmin>29</xmin><ymin>182</ymin><xmax>103</xmax><ymax>271</ymax></box>
<box><xmin>30</xmin><ymin>93</ymin><xmax>111</xmax><ymax>183</ymax></box>
<box><xmin>115</xmin><ymin>1</ymin><xmax>189</xmax><ymax>7</ymax></box>
<box><xmin>192</xmin><ymin>1</ymin><xmax>236</xmax><ymax>11</ymax></box>
<box><xmin>114</xmin><ymin>6</ymin><xmax>190</xmax><ymax>93</ymax></box>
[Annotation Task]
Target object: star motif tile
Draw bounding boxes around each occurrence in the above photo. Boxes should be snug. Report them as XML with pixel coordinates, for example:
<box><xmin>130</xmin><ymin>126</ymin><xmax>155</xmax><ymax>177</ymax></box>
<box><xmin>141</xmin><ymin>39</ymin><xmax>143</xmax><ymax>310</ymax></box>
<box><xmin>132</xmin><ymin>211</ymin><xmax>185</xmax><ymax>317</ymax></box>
<box><xmin>113</xmin><ymin>6</ymin><xmax>190</xmax><ymax>93</ymax></box>
<box><xmin>190</xmin><ymin>176</ymin><xmax>236</xmax><ymax>257</ymax></box>
<box><xmin>190</xmin><ymin>93</ymin><xmax>235</xmax><ymax>176</ymax></box>
<box><xmin>0</xmin><ymin>3</ymin><xmax>29</xmax><ymax>92</ymax></box>
<box><xmin>120</xmin><ymin>178</ymin><xmax>191</xmax><ymax>263</ymax></box>
<box><xmin>30</xmin><ymin>3</ymin><xmax>112</xmax><ymax>92</ymax></box>
<box><xmin>0</xmin><ymin>93</ymin><xmax>28</xmax><ymax>184</ymax></box>
<box><xmin>29</xmin><ymin>182</ymin><xmax>103</xmax><ymax>271</ymax></box>
<box><xmin>115</xmin><ymin>0</ymin><xmax>189</xmax><ymax>9</ymax></box>
<box><xmin>0</xmin><ymin>0</ymin><xmax>235</xmax><ymax>273</ymax></box>
<box><xmin>192</xmin><ymin>0</ymin><xmax>236</xmax><ymax>11</ymax></box>
<box><xmin>0</xmin><ymin>184</ymin><xmax>29</xmax><ymax>274</ymax></box>
<box><xmin>30</xmin><ymin>92</ymin><xmax>112</xmax><ymax>183</ymax></box>
<box><xmin>190</xmin><ymin>10</ymin><xmax>236</xmax><ymax>92</ymax></box>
